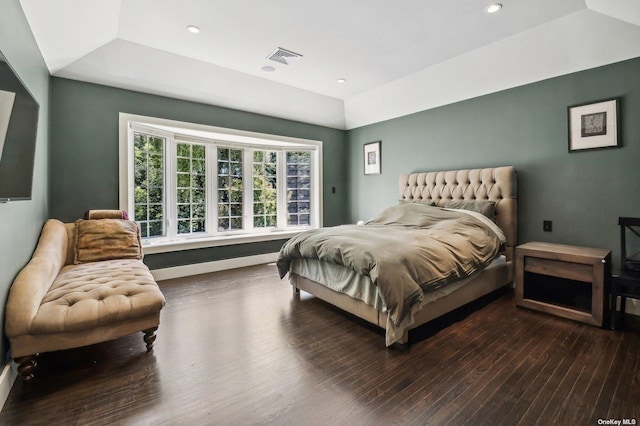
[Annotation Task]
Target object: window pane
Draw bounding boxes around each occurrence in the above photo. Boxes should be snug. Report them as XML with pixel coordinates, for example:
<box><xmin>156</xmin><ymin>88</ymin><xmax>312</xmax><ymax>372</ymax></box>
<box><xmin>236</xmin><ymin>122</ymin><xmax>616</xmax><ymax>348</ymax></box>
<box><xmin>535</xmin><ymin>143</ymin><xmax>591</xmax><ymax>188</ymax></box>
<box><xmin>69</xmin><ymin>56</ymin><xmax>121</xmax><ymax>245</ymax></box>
<box><xmin>149</xmin><ymin>154</ymin><xmax>163</xmax><ymax>170</ymax></box>
<box><xmin>298</xmin><ymin>151</ymin><xmax>310</xmax><ymax>163</ymax></box>
<box><xmin>286</xmin><ymin>152</ymin><xmax>298</xmax><ymax>163</ymax></box>
<box><xmin>178</xmin><ymin>204</ymin><xmax>190</xmax><ymax>219</ymax></box>
<box><xmin>218</xmin><ymin>147</ymin><xmax>243</xmax><ymax>231</ymax></box>
<box><xmin>149</xmin><ymin>221</ymin><xmax>163</xmax><ymax>236</ymax></box>
<box><xmin>193</xmin><ymin>174</ymin><xmax>205</xmax><ymax>189</ymax></box>
<box><xmin>149</xmin><ymin>204</ymin><xmax>163</xmax><ymax>220</ymax></box>
<box><xmin>193</xmin><ymin>159</ymin><xmax>205</xmax><ymax>174</ymax></box>
<box><xmin>149</xmin><ymin>187</ymin><xmax>163</xmax><ymax>203</ymax></box>
<box><xmin>193</xmin><ymin>204</ymin><xmax>205</xmax><ymax>219</ymax></box>
<box><xmin>177</xmin><ymin>188</ymin><xmax>190</xmax><ymax>203</ymax></box>
<box><xmin>192</xmin><ymin>145</ymin><xmax>205</xmax><ymax>158</ymax></box>
<box><xmin>286</xmin><ymin>151</ymin><xmax>312</xmax><ymax>227</ymax></box>
<box><xmin>193</xmin><ymin>219</ymin><xmax>205</xmax><ymax>232</ymax></box>
<box><xmin>218</xmin><ymin>176</ymin><xmax>229</xmax><ymax>189</ymax></box>
<box><xmin>231</xmin><ymin>217</ymin><xmax>243</xmax><ymax>229</ymax></box>
<box><xmin>177</xmin><ymin>220</ymin><xmax>190</xmax><ymax>234</ymax></box>
<box><xmin>177</xmin><ymin>173</ymin><xmax>190</xmax><ymax>187</ymax></box>
<box><xmin>177</xmin><ymin>143</ymin><xmax>190</xmax><ymax>157</ymax></box>
<box><xmin>218</xmin><ymin>161</ymin><xmax>229</xmax><ymax>175</ymax></box>
<box><xmin>176</xmin><ymin>142</ymin><xmax>207</xmax><ymax>235</ymax></box>
<box><xmin>177</xmin><ymin>157</ymin><xmax>190</xmax><ymax>173</ymax></box>
<box><xmin>135</xmin><ymin>204</ymin><xmax>147</xmax><ymax>221</ymax></box>
<box><xmin>230</xmin><ymin>203</ymin><xmax>242</xmax><ymax>217</ymax></box>
<box><xmin>252</xmin><ymin>150</ymin><xmax>278</xmax><ymax>228</ymax></box>
<box><xmin>149</xmin><ymin>169</ymin><xmax>163</xmax><ymax>187</ymax></box>
<box><xmin>134</xmin><ymin>132</ymin><xmax>165</xmax><ymax>238</ymax></box>
<box><xmin>150</xmin><ymin>139</ymin><xmax>163</xmax><ymax>152</ymax></box>
<box><xmin>230</xmin><ymin>149</ymin><xmax>242</xmax><ymax>162</ymax></box>
<box><xmin>265</xmin><ymin>202</ymin><xmax>276</xmax><ymax>215</ymax></box>
<box><xmin>135</xmin><ymin>187</ymin><xmax>147</xmax><ymax>203</ymax></box>
<box><xmin>231</xmin><ymin>177</ymin><xmax>242</xmax><ymax>191</ymax></box>
<box><xmin>193</xmin><ymin>189</ymin><xmax>205</xmax><ymax>204</ymax></box>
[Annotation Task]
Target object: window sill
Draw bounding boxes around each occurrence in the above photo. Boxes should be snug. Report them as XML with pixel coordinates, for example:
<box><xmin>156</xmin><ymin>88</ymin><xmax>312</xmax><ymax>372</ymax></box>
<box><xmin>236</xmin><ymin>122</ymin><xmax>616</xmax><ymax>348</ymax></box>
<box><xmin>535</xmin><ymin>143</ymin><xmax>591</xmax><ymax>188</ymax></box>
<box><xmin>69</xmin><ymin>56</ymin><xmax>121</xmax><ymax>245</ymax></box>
<box><xmin>141</xmin><ymin>229</ymin><xmax>305</xmax><ymax>255</ymax></box>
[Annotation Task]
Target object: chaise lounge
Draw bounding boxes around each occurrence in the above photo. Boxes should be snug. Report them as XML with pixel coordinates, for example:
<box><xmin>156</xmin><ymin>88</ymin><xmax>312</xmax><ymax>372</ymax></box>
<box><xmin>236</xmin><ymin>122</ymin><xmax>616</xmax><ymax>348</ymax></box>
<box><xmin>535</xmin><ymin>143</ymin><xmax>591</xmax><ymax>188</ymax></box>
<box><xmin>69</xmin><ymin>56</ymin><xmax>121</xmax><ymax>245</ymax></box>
<box><xmin>4</xmin><ymin>211</ymin><xmax>165</xmax><ymax>382</ymax></box>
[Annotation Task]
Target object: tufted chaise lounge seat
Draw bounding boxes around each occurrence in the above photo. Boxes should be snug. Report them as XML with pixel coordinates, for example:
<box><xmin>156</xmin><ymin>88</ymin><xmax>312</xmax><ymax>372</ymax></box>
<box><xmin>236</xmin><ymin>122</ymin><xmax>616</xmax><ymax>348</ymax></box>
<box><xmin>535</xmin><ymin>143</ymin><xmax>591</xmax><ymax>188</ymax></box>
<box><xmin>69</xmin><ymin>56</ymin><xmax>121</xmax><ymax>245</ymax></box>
<box><xmin>5</xmin><ymin>217</ymin><xmax>165</xmax><ymax>382</ymax></box>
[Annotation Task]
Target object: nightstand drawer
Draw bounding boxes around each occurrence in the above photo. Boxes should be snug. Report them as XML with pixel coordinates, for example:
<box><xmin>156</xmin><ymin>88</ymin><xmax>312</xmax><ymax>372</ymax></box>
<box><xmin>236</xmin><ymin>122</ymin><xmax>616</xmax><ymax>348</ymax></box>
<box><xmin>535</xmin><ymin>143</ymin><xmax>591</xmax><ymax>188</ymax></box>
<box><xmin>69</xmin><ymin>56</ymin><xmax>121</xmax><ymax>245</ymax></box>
<box><xmin>524</xmin><ymin>257</ymin><xmax>593</xmax><ymax>283</ymax></box>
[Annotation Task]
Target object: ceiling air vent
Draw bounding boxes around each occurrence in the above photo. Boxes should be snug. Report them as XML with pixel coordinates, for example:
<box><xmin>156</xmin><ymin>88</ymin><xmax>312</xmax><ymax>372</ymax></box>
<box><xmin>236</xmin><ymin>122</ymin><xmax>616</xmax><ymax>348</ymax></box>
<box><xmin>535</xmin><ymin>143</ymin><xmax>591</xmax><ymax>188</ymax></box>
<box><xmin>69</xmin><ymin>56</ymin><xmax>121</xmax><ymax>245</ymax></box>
<box><xmin>267</xmin><ymin>47</ymin><xmax>303</xmax><ymax>65</ymax></box>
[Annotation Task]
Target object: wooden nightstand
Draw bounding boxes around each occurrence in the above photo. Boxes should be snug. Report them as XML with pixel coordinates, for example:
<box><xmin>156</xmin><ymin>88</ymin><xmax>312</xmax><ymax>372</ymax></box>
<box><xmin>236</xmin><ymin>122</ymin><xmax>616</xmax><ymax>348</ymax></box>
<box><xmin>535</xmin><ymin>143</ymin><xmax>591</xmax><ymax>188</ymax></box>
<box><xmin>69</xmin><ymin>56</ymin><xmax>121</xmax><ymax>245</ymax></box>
<box><xmin>515</xmin><ymin>242</ymin><xmax>611</xmax><ymax>327</ymax></box>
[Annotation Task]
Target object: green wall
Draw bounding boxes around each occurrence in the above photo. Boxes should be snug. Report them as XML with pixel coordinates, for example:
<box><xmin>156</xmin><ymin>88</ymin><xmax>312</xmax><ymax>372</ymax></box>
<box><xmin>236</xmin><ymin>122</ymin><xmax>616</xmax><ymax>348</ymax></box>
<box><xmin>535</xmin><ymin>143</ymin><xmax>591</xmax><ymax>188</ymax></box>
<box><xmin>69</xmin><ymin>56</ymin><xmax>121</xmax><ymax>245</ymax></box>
<box><xmin>347</xmin><ymin>57</ymin><xmax>640</xmax><ymax>267</ymax></box>
<box><xmin>0</xmin><ymin>1</ymin><xmax>50</xmax><ymax>360</ymax></box>
<box><xmin>50</xmin><ymin>78</ymin><xmax>347</xmax><ymax>269</ymax></box>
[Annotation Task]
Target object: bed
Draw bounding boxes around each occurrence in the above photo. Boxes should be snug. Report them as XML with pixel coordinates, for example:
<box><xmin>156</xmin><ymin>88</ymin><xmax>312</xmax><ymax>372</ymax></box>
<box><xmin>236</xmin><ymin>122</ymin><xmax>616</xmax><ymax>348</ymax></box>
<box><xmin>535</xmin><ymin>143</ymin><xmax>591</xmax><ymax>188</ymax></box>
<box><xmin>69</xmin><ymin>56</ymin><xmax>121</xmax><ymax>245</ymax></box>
<box><xmin>277</xmin><ymin>166</ymin><xmax>517</xmax><ymax>346</ymax></box>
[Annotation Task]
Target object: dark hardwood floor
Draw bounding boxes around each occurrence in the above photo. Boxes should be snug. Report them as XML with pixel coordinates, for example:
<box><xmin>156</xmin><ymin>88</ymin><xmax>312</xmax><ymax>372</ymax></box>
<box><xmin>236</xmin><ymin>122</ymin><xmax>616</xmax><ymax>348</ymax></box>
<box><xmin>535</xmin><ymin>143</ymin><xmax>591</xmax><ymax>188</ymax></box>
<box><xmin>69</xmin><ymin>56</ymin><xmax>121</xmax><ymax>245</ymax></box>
<box><xmin>1</xmin><ymin>263</ymin><xmax>639</xmax><ymax>425</ymax></box>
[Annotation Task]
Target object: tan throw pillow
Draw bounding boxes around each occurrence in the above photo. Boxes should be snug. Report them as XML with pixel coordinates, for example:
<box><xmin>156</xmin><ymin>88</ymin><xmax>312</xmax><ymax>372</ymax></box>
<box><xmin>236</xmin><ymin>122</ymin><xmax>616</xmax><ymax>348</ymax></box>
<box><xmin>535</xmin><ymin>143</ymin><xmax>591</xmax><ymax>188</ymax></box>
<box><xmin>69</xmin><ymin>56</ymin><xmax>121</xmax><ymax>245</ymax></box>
<box><xmin>74</xmin><ymin>219</ymin><xmax>143</xmax><ymax>264</ymax></box>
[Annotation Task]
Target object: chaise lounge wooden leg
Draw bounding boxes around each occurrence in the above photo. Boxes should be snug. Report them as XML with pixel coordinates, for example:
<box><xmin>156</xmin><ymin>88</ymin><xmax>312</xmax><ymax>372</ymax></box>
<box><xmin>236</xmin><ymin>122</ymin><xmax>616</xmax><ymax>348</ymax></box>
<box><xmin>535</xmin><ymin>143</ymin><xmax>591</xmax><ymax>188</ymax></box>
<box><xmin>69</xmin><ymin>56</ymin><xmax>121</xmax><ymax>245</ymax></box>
<box><xmin>15</xmin><ymin>355</ymin><xmax>37</xmax><ymax>383</ymax></box>
<box><xmin>142</xmin><ymin>327</ymin><xmax>158</xmax><ymax>351</ymax></box>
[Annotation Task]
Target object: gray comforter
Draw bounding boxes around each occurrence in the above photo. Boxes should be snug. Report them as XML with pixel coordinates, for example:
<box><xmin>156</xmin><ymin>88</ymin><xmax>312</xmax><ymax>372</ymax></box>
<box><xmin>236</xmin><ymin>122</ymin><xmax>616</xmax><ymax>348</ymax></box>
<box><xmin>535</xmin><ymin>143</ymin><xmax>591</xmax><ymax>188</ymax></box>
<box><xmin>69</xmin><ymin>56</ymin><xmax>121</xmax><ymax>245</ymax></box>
<box><xmin>276</xmin><ymin>203</ymin><xmax>505</xmax><ymax>330</ymax></box>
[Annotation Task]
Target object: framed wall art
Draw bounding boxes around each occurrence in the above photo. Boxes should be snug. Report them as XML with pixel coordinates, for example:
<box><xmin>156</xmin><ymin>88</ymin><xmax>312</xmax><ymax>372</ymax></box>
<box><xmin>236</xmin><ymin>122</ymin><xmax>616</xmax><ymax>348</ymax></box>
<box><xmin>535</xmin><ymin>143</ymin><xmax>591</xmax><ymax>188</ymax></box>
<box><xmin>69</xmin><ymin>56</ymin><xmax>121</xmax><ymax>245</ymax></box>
<box><xmin>568</xmin><ymin>98</ymin><xmax>620</xmax><ymax>152</ymax></box>
<box><xmin>363</xmin><ymin>141</ymin><xmax>381</xmax><ymax>175</ymax></box>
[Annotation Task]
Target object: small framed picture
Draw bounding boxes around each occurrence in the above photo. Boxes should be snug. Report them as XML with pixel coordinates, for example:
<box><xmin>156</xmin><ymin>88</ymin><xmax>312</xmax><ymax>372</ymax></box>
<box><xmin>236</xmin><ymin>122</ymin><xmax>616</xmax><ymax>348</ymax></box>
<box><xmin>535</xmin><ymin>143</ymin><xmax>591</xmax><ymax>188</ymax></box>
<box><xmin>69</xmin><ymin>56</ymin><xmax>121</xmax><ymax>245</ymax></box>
<box><xmin>363</xmin><ymin>141</ymin><xmax>381</xmax><ymax>175</ymax></box>
<box><xmin>568</xmin><ymin>98</ymin><xmax>620</xmax><ymax>152</ymax></box>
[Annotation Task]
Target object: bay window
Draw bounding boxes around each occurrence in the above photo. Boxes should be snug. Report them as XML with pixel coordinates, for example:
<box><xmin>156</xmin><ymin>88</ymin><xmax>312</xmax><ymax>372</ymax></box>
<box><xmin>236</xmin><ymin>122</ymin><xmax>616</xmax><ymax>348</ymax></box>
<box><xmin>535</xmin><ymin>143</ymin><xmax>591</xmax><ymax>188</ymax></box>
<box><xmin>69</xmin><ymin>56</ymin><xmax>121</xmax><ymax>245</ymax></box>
<box><xmin>119</xmin><ymin>114</ymin><xmax>322</xmax><ymax>252</ymax></box>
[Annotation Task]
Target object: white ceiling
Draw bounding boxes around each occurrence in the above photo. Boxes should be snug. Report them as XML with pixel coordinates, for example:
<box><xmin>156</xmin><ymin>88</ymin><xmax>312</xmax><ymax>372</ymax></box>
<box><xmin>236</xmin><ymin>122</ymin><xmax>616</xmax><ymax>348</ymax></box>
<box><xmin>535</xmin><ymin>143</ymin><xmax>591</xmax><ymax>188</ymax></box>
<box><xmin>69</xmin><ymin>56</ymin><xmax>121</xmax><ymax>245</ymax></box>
<box><xmin>18</xmin><ymin>0</ymin><xmax>640</xmax><ymax>129</ymax></box>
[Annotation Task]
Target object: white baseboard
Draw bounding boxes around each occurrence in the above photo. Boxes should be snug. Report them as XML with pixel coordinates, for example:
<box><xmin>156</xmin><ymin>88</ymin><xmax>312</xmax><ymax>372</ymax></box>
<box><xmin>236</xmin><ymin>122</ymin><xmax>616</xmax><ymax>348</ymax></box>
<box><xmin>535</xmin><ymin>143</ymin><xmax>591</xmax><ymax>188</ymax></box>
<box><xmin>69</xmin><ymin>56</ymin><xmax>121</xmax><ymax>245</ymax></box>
<box><xmin>150</xmin><ymin>252</ymin><xmax>279</xmax><ymax>281</ymax></box>
<box><xmin>0</xmin><ymin>361</ymin><xmax>17</xmax><ymax>411</ymax></box>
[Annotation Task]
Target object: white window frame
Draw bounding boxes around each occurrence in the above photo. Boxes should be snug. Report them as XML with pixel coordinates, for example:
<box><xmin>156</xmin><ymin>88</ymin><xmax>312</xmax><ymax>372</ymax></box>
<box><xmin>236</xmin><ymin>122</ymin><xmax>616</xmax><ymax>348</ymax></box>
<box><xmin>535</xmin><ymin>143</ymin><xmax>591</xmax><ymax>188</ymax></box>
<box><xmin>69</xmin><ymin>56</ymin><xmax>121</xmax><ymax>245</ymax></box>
<box><xmin>119</xmin><ymin>113</ymin><xmax>323</xmax><ymax>254</ymax></box>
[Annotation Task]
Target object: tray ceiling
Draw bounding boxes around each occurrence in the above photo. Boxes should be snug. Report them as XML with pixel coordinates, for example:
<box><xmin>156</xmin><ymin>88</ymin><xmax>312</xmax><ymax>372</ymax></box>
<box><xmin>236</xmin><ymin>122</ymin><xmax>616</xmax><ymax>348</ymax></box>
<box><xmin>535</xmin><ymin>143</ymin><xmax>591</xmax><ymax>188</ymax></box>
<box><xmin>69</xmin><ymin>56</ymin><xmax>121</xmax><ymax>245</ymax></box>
<box><xmin>18</xmin><ymin>0</ymin><xmax>640</xmax><ymax>129</ymax></box>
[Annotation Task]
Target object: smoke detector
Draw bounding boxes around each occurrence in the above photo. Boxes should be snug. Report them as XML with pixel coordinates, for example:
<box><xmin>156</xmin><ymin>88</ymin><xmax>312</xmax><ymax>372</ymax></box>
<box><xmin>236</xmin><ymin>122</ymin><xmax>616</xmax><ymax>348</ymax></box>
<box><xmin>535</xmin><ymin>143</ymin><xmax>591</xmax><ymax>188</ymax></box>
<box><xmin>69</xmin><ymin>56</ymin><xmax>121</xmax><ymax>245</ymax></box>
<box><xmin>267</xmin><ymin>47</ymin><xmax>303</xmax><ymax>65</ymax></box>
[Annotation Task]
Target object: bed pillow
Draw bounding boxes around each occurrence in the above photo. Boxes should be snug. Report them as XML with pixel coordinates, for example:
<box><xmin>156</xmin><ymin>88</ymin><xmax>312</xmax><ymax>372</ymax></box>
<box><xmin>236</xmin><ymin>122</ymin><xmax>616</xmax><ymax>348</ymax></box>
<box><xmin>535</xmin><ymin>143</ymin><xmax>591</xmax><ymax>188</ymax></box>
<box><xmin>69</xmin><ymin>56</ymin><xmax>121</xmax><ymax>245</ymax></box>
<box><xmin>74</xmin><ymin>219</ymin><xmax>143</xmax><ymax>264</ymax></box>
<box><xmin>398</xmin><ymin>199</ymin><xmax>436</xmax><ymax>206</ymax></box>
<box><xmin>443</xmin><ymin>200</ymin><xmax>496</xmax><ymax>220</ymax></box>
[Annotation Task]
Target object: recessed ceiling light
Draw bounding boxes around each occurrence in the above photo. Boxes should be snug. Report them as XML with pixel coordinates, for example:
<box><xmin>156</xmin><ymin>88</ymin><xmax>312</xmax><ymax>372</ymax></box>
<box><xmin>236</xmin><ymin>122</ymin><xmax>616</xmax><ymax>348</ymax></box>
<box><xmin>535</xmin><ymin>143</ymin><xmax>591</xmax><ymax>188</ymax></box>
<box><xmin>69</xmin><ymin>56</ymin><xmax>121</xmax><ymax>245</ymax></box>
<box><xmin>485</xmin><ymin>3</ymin><xmax>502</xmax><ymax>14</ymax></box>
<box><xmin>187</xmin><ymin>25</ymin><xmax>200</xmax><ymax>34</ymax></box>
<box><xmin>261</xmin><ymin>65</ymin><xmax>275</xmax><ymax>73</ymax></box>
<box><xmin>337</xmin><ymin>78</ymin><xmax>347</xmax><ymax>84</ymax></box>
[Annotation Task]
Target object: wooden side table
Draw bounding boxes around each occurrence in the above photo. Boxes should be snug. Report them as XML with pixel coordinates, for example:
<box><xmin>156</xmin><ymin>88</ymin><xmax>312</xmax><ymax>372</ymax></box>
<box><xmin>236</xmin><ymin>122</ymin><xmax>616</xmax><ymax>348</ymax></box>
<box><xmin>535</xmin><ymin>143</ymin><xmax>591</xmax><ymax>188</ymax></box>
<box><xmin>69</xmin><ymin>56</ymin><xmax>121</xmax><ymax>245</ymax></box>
<box><xmin>515</xmin><ymin>242</ymin><xmax>611</xmax><ymax>327</ymax></box>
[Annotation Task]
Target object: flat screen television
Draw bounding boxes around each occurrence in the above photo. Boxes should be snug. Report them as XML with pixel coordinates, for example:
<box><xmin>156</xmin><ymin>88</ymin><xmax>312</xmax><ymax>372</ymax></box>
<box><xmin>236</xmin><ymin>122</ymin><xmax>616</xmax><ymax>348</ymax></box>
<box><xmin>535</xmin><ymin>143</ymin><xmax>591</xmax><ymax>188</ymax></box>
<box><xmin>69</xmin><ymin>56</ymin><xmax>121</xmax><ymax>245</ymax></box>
<box><xmin>0</xmin><ymin>49</ymin><xmax>39</xmax><ymax>202</ymax></box>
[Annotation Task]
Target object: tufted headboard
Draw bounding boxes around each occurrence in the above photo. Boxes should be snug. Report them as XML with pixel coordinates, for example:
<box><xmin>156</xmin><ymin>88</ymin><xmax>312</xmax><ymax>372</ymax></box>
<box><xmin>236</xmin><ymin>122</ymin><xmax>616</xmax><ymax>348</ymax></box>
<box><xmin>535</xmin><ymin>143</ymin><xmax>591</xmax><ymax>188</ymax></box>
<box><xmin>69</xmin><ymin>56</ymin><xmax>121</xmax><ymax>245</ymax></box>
<box><xmin>399</xmin><ymin>166</ymin><xmax>517</xmax><ymax>262</ymax></box>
